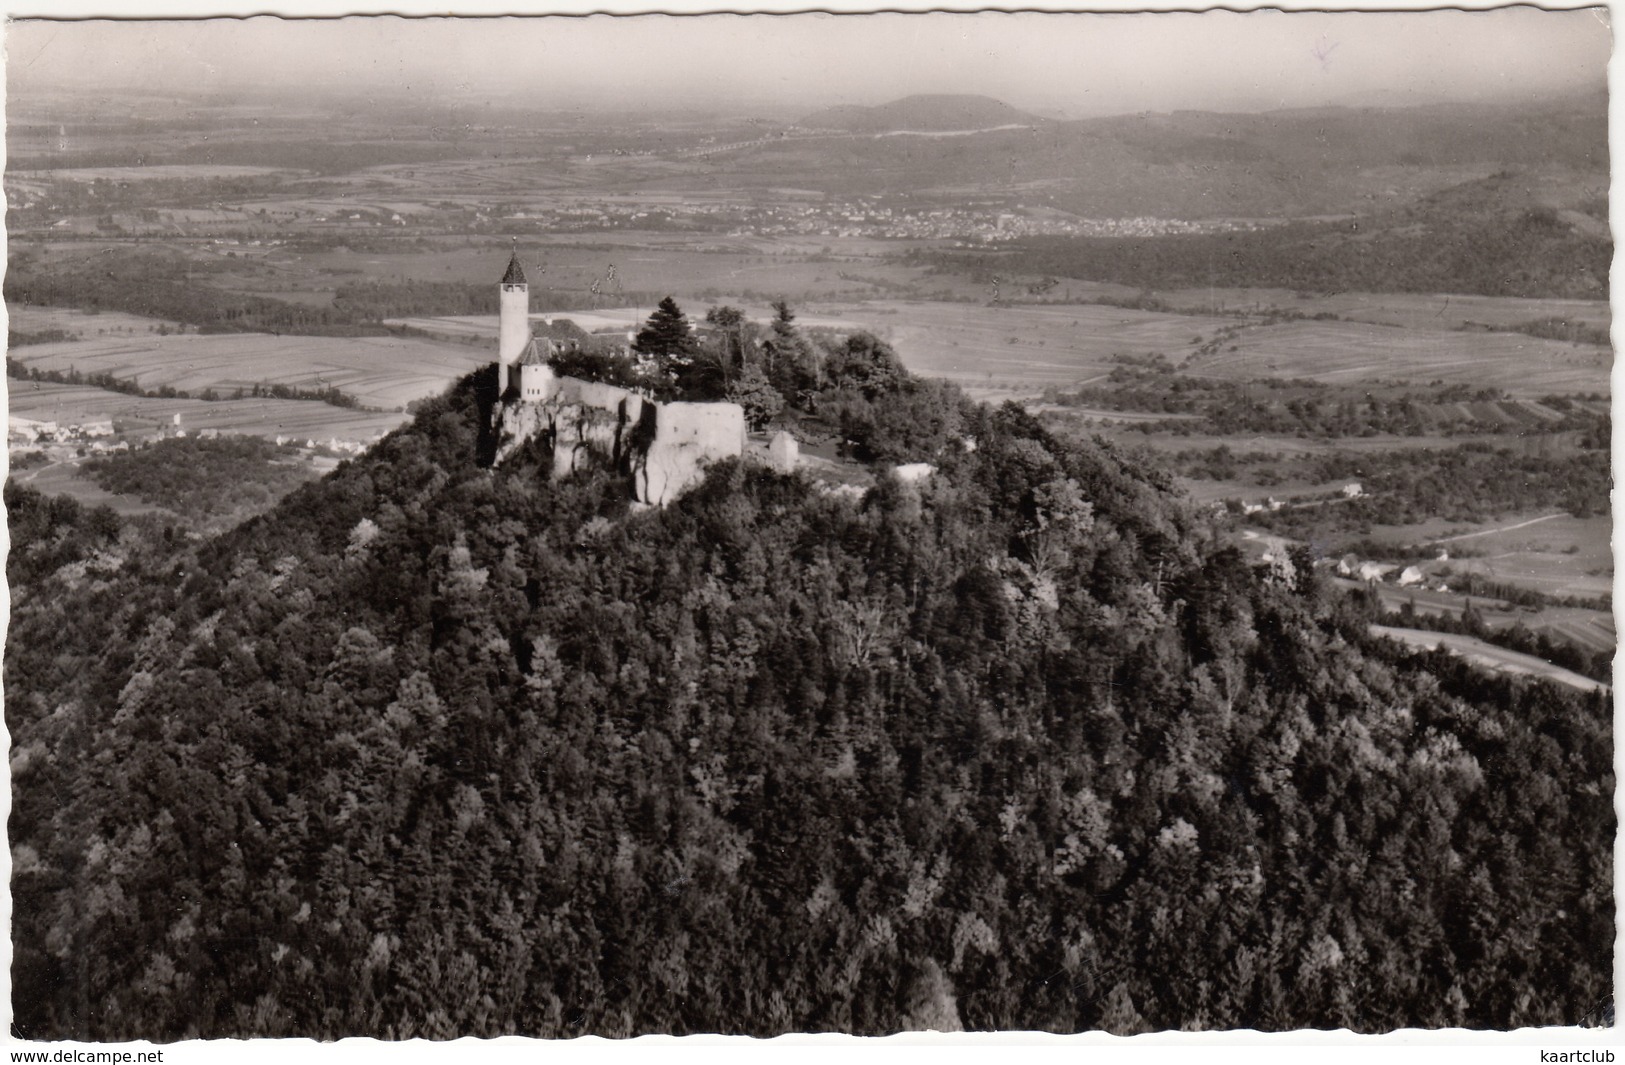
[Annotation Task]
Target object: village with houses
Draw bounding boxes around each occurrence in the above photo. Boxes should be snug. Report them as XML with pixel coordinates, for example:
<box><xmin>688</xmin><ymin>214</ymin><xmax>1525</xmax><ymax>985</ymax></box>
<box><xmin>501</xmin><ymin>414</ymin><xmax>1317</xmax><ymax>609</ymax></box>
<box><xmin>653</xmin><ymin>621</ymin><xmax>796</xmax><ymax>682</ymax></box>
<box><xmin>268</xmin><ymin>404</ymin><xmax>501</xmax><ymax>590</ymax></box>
<box><xmin>9</xmin><ymin>407</ymin><xmax>376</xmax><ymax>457</ymax></box>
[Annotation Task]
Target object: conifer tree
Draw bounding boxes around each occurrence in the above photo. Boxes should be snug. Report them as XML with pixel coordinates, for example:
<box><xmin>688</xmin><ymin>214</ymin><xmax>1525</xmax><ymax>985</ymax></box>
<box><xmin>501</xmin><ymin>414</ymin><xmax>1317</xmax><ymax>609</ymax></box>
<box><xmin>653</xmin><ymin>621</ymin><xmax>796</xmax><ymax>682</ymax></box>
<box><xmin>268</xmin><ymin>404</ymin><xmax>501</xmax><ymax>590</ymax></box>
<box><xmin>762</xmin><ymin>300</ymin><xmax>820</xmax><ymax>405</ymax></box>
<box><xmin>632</xmin><ymin>297</ymin><xmax>697</xmax><ymax>362</ymax></box>
<box><xmin>704</xmin><ymin>305</ymin><xmax>748</xmax><ymax>378</ymax></box>
<box><xmin>726</xmin><ymin>362</ymin><xmax>784</xmax><ymax>431</ymax></box>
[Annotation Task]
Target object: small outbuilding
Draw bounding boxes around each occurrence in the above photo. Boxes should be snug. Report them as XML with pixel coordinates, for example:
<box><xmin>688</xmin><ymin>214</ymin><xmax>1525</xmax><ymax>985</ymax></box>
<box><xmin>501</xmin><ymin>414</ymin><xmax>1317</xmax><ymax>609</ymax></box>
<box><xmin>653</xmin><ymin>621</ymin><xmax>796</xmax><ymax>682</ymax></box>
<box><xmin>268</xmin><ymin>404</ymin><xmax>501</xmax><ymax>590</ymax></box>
<box><xmin>768</xmin><ymin>430</ymin><xmax>799</xmax><ymax>473</ymax></box>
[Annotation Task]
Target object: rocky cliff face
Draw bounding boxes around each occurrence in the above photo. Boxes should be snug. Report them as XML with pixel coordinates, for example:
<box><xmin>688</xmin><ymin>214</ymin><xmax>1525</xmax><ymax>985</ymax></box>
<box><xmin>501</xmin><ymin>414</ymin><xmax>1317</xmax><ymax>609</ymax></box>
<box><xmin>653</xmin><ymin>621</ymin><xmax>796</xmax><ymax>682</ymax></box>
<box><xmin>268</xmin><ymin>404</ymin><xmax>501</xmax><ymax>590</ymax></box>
<box><xmin>549</xmin><ymin>403</ymin><xmax>632</xmax><ymax>481</ymax></box>
<box><xmin>489</xmin><ymin>378</ymin><xmax>745</xmax><ymax>506</ymax></box>
<box><xmin>633</xmin><ymin>402</ymin><xmax>747</xmax><ymax>506</ymax></box>
<box><xmin>489</xmin><ymin>399</ymin><xmax>550</xmax><ymax>467</ymax></box>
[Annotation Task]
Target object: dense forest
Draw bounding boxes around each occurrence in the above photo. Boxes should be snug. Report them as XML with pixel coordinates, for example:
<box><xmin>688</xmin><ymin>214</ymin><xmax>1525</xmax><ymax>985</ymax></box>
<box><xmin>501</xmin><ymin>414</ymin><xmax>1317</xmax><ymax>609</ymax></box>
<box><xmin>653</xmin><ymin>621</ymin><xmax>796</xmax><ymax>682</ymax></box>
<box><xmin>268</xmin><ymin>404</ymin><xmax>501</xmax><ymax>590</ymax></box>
<box><xmin>80</xmin><ymin>436</ymin><xmax>316</xmax><ymax>526</ymax></box>
<box><xmin>7</xmin><ymin>359</ymin><xmax>1612</xmax><ymax>1039</ymax></box>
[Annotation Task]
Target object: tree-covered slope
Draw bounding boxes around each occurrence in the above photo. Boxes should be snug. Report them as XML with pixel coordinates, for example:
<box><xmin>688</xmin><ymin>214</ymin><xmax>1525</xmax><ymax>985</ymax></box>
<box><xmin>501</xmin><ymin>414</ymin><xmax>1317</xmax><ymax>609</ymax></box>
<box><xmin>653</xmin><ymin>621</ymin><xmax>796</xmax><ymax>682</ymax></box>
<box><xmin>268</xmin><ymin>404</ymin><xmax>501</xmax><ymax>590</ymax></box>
<box><xmin>7</xmin><ymin>370</ymin><xmax>1612</xmax><ymax>1039</ymax></box>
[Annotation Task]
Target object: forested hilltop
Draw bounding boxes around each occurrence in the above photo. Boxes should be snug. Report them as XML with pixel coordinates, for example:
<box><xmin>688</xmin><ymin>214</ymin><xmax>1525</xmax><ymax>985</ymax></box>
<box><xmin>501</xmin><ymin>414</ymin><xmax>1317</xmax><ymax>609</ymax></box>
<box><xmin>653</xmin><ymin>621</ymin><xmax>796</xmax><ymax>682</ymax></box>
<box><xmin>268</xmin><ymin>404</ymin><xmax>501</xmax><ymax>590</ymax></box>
<box><xmin>7</xmin><ymin>362</ymin><xmax>1612</xmax><ymax>1038</ymax></box>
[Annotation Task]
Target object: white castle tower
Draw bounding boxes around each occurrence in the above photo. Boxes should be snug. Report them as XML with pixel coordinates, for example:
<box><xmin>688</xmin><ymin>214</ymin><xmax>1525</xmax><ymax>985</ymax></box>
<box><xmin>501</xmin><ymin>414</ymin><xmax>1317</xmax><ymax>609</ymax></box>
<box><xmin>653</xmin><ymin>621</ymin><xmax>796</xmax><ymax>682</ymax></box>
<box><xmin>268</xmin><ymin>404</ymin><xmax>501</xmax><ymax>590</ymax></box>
<box><xmin>497</xmin><ymin>249</ymin><xmax>531</xmax><ymax>395</ymax></box>
<box><xmin>518</xmin><ymin>337</ymin><xmax>556</xmax><ymax>401</ymax></box>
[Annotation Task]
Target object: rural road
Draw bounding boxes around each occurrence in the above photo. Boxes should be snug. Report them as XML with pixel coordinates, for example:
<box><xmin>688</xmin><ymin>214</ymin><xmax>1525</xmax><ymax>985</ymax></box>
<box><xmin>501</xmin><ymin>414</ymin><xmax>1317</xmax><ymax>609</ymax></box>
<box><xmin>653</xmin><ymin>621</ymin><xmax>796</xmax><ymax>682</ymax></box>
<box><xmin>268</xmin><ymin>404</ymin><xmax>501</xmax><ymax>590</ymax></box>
<box><xmin>1371</xmin><ymin>624</ymin><xmax>1609</xmax><ymax>693</ymax></box>
<box><xmin>1430</xmin><ymin>513</ymin><xmax>1567</xmax><ymax>543</ymax></box>
<box><xmin>16</xmin><ymin>459</ymin><xmax>76</xmax><ymax>484</ymax></box>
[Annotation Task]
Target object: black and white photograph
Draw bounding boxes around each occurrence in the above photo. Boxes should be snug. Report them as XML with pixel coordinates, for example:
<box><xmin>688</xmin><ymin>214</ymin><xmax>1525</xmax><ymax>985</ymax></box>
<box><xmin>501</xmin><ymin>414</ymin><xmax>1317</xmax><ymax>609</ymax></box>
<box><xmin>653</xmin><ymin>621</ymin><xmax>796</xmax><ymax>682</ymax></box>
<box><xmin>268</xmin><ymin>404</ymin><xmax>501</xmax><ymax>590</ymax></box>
<box><xmin>2</xmin><ymin>2</ymin><xmax>1615</xmax><ymax>1048</ymax></box>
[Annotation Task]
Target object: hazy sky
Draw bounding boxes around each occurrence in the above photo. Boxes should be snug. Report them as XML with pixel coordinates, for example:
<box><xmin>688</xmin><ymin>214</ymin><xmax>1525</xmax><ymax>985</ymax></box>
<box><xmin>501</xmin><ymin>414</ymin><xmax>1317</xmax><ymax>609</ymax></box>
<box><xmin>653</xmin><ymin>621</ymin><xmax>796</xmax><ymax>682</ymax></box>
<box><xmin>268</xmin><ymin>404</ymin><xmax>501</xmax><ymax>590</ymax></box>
<box><xmin>5</xmin><ymin>6</ymin><xmax>1611</xmax><ymax>118</ymax></box>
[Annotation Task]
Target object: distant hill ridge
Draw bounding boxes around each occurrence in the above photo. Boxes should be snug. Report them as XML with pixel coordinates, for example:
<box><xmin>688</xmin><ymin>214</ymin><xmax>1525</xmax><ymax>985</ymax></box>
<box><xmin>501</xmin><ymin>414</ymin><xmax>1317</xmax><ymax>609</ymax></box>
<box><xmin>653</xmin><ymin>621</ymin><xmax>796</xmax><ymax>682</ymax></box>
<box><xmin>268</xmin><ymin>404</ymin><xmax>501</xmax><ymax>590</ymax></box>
<box><xmin>762</xmin><ymin>92</ymin><xmax>1605</xmax><ymax>220</ymax></box>
<box><xmin>799</xmin><ymin>93</ymin><xmax>1047</xmax><ymax>133</ymax></box>
<box><xmin>957</xmin><ymin>163</ymin><xmax>1610</xmax><ymax>300</ymax></box>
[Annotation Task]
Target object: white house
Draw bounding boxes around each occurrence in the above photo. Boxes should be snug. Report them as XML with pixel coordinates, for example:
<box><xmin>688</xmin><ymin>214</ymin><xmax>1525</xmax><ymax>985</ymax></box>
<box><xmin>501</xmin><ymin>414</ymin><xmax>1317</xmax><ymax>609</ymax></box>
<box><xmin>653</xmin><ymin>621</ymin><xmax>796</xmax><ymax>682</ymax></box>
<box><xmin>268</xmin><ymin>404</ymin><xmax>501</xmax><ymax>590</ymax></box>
<box><xmin>1356</xmin><ymin>561</ymin><xmax>1397</xmax><ymax>582</ymax></box>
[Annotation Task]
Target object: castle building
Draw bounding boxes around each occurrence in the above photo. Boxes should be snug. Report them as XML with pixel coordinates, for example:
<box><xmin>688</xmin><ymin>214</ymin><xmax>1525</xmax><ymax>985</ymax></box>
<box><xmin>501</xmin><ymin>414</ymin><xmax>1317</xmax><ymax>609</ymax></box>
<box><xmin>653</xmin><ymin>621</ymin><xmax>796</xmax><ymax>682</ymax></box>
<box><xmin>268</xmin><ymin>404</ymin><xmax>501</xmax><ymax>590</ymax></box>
<box><xmin>487</xmin><ymin>251</ymin><xmax>747</xmax><ymax>506</ymax></box>
<box><xmin>517</xmin><ymin>337</ymin><xmax>556</xmax><ymax>402</ymax></box>
<box><xmin>496</xmin><ymin>250</ymin><xmax>531</xmax><ymax>395</ymax></box>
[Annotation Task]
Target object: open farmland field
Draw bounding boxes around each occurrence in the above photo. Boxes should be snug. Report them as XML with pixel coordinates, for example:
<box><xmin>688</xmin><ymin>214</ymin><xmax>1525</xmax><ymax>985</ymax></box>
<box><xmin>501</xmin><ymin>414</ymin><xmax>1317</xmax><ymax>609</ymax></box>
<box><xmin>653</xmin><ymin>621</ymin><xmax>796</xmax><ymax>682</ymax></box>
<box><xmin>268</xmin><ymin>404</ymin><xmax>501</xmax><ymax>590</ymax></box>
<box><xmin>988</xmin><ymin>277</ymin><xmax>1610</xmax><ymax>334</ymax></box>
<box><xmin>15</xmin><ymin>234</ymin><xmax>960</xmax><ymax>316</ymax></box>
<box><xmin>1034</xmin><ymin>404</ymin><xmax>1201</xmax><ymax>426</ymax></box>
<box><xmin>313</xmin><ymin>154</ymin><xmax>688</xmax><ymax>196</ymax></box>
<box><xmin>9</xmin><ymin>305</ymin><xmax>190</xmax><ymax>337</ymax></box>
<box><xmin>8</xmin><ymin>378</ymin><xmax>408</xmax><ymax>443</ymax></box>
<box><xmin>7</xmin><ymin>332</ymin><xmax>488</xmax><ymax>411</ymax></box>
<box><xmin>519</xmin><ymin>231</ymin><xmax>934</xmax><ymax>260</ymax></box>
<box><xmin>1534</xmin><ymin>607</ymin><xmax>1619</xmax><ymax>657</ymax></box>
<box><xmin>393</xmin><ymin>304</ymin><xmax>868</xmax><ymax>340</ymax></box>
<box><xmin>1139</xmin><ymin>286</ymin><xmax>1612</xmax><ymax>334</ymax></box>
<box><xmin>1342</xmin><ymin>512</ymin><xmax>1612</xmax><ymax>602</ymax></box>
<box><xmin>9</xmin><ymin>163</ymin><xmax>301</xmax><ymax>190</ymax></box>
<box><xmin>295</xmin><ymin>240</ymin><xmax>942</xmax><ymax>304</ymax></box>
<box><xmin>1434</xmin><ymin>514</ymin><xmax>1612</xmax><ymax>600</ymax></box>
<box><xmin>1340</xmin><ymin>579</ymin><xmax>1504</xmax><ymax>625</ymax></box>
<box><xmin>1358</xmin><ymin>511</ymin><xmax>1608</xmax><ymax>558</ymax></box>
<box><xmin>9</xmin><ymin>457</ymin><xmax>169</xmax><ymax>518</ymax></box>
<box><xmin>1112</xmin><ymin>429</ymin><xmax>1530</xmax><ymax>460</ymax></box>
<box><xmin>1184</xmin><ymin>319</ymin><xmax>1608</xmax><ymax>396</ymax></box>
<box><xmin>847</xmin><ymin>299</ymin><xmax>1239</xmax><ymax>394</ymax></box>
<box><xmin>1175</xmin><ymin>476</ymin><xmax>1357</xmax><ymax>507</ymax></box>
<box><xmin>1340</xmin><ymin>580</ymin><xmax>1613</xmax><ymax>659</ymax></box>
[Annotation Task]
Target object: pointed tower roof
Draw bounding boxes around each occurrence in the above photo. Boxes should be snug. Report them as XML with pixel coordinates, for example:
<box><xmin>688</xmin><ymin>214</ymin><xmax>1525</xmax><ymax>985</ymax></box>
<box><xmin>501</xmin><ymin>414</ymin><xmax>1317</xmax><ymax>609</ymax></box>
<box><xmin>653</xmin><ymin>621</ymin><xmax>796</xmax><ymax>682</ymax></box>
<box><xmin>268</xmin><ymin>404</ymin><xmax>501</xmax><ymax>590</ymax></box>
<box><xmin>523</xmin><ymin>338</ymin><xmax>568</xmax><ymax>367</ymax></box>
<box><xmin>502</xmin><ymin>250</ymin><xmax>527</xmax><ymax>285</ymax></box>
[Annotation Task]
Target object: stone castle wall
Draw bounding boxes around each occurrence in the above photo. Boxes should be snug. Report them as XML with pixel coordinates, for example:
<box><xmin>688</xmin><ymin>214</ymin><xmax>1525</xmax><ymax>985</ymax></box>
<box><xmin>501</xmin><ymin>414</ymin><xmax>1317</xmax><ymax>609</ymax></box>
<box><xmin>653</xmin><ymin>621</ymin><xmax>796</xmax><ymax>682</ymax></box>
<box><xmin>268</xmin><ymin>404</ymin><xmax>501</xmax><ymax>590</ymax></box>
<box><xmin>491</xmin><ymin>371</ymin><xmax>744</xmax><ymax>505</ymax></box>
<box><xmin>638</xmin><ymin>402</ymin><xmax>747</xmax><ymax>506</ymax></box>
